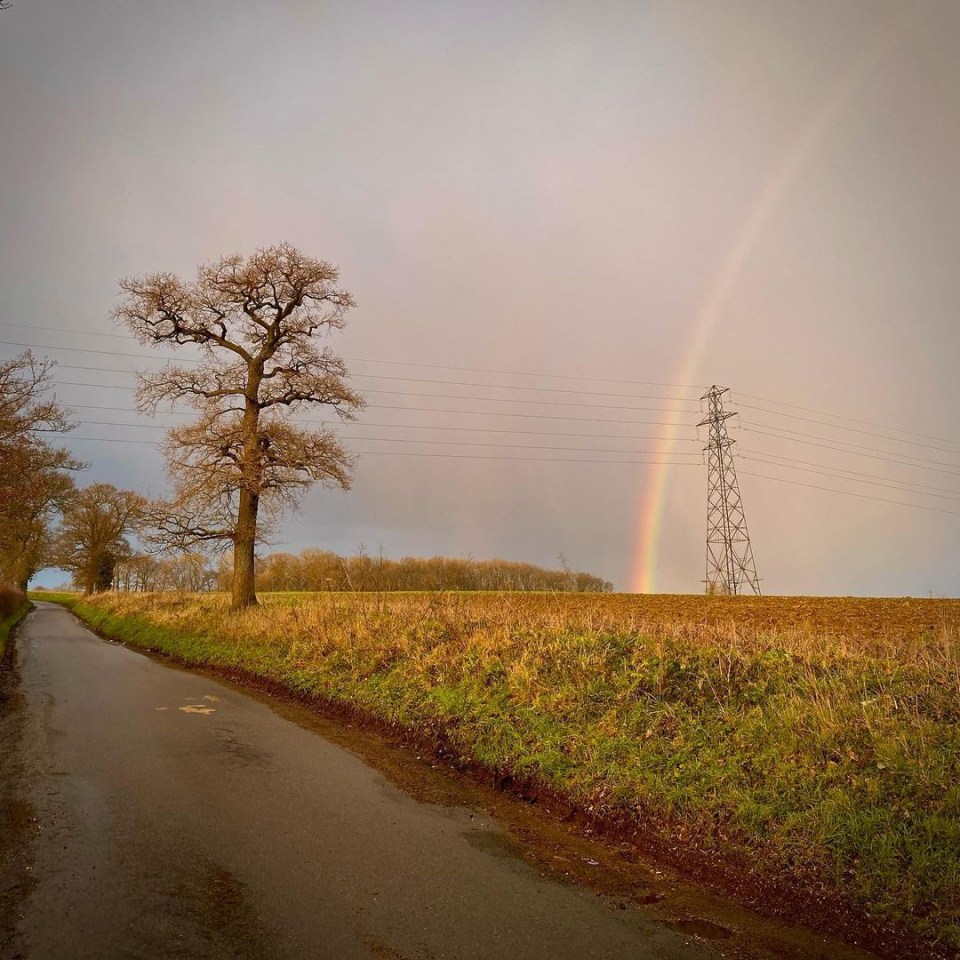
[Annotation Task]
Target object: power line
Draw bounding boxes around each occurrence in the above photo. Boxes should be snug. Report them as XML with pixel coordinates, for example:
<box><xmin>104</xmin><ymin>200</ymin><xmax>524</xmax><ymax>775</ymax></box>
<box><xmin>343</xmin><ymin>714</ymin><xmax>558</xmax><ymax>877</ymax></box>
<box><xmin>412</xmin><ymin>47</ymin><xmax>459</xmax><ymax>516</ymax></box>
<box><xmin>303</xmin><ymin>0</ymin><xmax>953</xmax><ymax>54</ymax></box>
<box><xmin>357</xmin><ymin>452</ymin><xmax>700</xmax><ymax>465</ymax></box>
<box><xmin>0</xmin><ymin>344</ymin><xmax>700</xmax><ymax>409</ymax></box>
<box><xmin>735</xmin><ymin>390</ymin><xmax>960</xmax><ymax>449</ymax></box>
<box><xmin>353</xmin><ymin>388</ymin><xmax>692</xmax><ymax>413</ymax></box>
<box><xmin>0</xmin><ymin>328</ymin><xmax>702</xmax><ymax>390</ymax></box>
<box><xmin>62</xmin><ymin>420</ymin><xmax>704</xmax><ymax>456</ymax></box>
<box><xmin>40</xmin><ymin>361</ymin><xmax>960</xmax><ymax>472</ymax></box>
<box><xmin>60</xmin><ymin>404</ymin><xmax>704</xmax><ymax>442</ymax></box>
<box><xmin>740</xmin><ymin>453</ymin><xmax>960</xmax><ymax>503</ymax></box>
<box><xmin>36</xmin><ymin>353</ymin><xmax>955</xmax><ymax>466</ymax></box>
<box><xmin>740</xmin><ymin>422</ymin><xmax>960</xmax><ymax>477</ymax></box>
<box><xmin>738</xmin><ymin>449</ymin><xmax>960</xmax><ymax>499</ymax></box>
<box><xmin>50</xmin><ymin>361</ymin><xmax>700</xmax><ymax>404</ymax></box>
<box><xmin>0</xmin><ymin>338</ymin><xmax>204</xmax><ymax>365</ymax></box>
<box><xmin>60</xmin><ymin>434</ymin><xmax>700</xmax><ymax>466</ymax></box>
<box><xmin>741</xmin><ymin>470</ymin><xmax>960</xmax><ymax>518</ymax></box>
<box><xmin>52</xmin><ymin>365</ymin><xmax>702</xmax><ymax>413</ymax></box>
<box><xmin>29</xmin><ymin>357</ymin><xmax>700</xmax><ymax>408</ymax></box>
<box><xmin>49</xmin><ymin>381</ymin><xmax>702</xmax><ymax>427</ymax></box>
<box><xmin>737</xmin><ymin>401</ymin><xmax>960</xmax><ymax>456</ymax></box>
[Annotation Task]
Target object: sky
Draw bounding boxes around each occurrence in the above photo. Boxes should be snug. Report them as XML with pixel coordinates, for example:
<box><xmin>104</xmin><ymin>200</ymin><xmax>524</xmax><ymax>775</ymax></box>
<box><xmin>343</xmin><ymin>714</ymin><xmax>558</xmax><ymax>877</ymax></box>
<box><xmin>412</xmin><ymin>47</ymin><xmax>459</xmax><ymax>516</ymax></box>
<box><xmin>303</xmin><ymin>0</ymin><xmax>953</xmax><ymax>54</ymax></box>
<box><xmin>1</xmin><ymin>0</ymin><xmax>959</xmax><ymax>595</ymax></box>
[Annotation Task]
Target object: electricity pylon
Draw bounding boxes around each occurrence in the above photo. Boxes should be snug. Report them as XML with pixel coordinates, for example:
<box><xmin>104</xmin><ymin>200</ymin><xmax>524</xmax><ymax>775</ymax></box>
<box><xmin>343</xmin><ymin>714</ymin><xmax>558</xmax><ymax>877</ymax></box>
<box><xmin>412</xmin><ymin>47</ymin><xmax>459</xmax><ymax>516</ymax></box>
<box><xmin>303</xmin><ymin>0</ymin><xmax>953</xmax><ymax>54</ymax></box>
<box><xmin>698</xmin><ymin>386</ymin><xmax>761</xmax><ymax>596</ymax></box>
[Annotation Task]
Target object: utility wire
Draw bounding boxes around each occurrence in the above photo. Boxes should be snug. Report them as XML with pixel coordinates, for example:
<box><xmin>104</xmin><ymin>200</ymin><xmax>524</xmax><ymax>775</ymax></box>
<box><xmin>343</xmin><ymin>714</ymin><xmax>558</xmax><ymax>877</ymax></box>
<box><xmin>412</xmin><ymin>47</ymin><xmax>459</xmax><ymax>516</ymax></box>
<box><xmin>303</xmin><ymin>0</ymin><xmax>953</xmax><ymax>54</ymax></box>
<box><xmin>735</xmin><ymin>391</ymin><xmax>960</xmax><ymax>449</ymax></box>
<box><xmin>44</xmin><ymin>371</ymin><xmax>960</xmax><ymax>475</ymax></box>
<box><xmin>2</xmin><ymin>348</ymin><xmax>700</xmax><ymax>408</ymax></box>
<box><xmin>737</xmin><ymin>449</ymin><xmax>960</xmax><ymax>499</ymax></box>
<box><xmin>48</xmin><ymin>381</ymin><xmax>703</xmax><ymax>427</ymax></box>
<box><xmin>37</xmin><ymin>356</ymin><xmax>956</xmax><ymax>468</ymax></box>
<box><xmin>48</xmin><ymin>363</ymin><xmax>701</xmax><ymax>413</ymax></box>
<box><xmin>60</xmin><ymin>404</ymin><xmax>704</xmax><ymax>442</ymax></box>
<box><xmin>44</xmin><ymin>377</ymin><xmax>960</xmax><ymax>466</ymax></box>
<box><xmin>737</xmin><ymin>401</ymin><xmax>960</xmax><ymax>456</ymax></box>
<box><xmin>62</xmin><ymin>434</ymin><xmax>699</xmax><ymax>466</ymax></box>
<box><xmin>740</xmin><ymin>422</ymin><xmax>960</xmax><ymax>477</ymax></box>
<box><xmin>740</xmin><ymin>470</ymin><xmax>960</xmax><ymax>518</ymax></box>
<box><xmin>0</xmin><ymin>329</ymin><xmax>702</xmax><ymax>390</ymax></box>
<box><xmin>49</xmin><ymin>361</ymin><xmax>699</xmax><ymax>404</ymax></box>
<box><xmin>62</xmin><ymin>420</ymin><xmax>703</xmax><ymax>456</ymax></box>
<box><xmin>739</xmin><ymin>454</ymin><xmax>960</xmax><ymax>503</ymax></box>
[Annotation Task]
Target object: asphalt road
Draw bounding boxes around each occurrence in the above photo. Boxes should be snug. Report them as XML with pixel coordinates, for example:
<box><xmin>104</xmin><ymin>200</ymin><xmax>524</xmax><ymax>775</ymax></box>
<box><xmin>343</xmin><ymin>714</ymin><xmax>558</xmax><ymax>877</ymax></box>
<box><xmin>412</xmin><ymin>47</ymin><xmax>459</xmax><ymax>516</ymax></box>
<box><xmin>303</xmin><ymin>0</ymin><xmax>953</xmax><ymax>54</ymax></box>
<box><xmin>0</xmin><ymin>603</ymin><xmax>720</xmax><ymax>960</ymax></box>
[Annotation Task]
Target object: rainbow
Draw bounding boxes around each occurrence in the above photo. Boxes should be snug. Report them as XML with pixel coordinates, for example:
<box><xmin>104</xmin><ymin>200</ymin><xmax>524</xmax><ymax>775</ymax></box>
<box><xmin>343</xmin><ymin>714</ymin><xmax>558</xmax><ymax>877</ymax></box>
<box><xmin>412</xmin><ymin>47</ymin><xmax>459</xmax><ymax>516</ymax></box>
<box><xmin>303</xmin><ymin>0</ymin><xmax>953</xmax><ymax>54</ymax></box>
<box><xmin>629</xmin><ymin>19</ymin><xmax>898</xmax><ymax>593</ymax></box>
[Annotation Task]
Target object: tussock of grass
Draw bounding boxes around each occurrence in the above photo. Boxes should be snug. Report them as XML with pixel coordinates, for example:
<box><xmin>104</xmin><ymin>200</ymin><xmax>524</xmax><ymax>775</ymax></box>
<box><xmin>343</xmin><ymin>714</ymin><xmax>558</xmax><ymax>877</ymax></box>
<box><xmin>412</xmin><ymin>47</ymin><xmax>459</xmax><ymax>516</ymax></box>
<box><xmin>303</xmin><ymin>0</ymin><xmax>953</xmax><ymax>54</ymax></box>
<box><xmin>49</xmin><ymin>590</ymin><xmax>960</xmax><ymax>948</ymax></box>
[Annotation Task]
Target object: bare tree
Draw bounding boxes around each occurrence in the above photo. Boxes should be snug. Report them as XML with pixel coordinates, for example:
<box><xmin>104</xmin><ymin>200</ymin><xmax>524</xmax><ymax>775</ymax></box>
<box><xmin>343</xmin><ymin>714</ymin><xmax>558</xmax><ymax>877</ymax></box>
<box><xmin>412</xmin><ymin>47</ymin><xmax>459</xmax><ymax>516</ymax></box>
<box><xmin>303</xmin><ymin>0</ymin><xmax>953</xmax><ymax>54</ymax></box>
<box><xmin>115</xmin><ymin>244</ymin><xmax>364</xmax><ymax>609</ymax></box>
<box><xmin>54</xmin><ymin>484</ymin><xmax>144</xmax><ymax>594</ymax></box>
<box><xmin>0</xmin><ymin>352</ymin><xmax>83</xmax><ymax>589</ymax></box>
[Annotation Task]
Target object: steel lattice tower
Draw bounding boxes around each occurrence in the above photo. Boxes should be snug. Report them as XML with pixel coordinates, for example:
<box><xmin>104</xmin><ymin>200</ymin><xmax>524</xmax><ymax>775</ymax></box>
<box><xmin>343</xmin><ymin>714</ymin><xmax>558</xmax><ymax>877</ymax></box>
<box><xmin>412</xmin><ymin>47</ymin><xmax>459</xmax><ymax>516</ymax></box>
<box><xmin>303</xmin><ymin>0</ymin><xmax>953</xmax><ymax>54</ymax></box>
<box><xmin>698</xmin><ymin>386</ymin><xmax>761</xmax><ymax>595</ymax></box>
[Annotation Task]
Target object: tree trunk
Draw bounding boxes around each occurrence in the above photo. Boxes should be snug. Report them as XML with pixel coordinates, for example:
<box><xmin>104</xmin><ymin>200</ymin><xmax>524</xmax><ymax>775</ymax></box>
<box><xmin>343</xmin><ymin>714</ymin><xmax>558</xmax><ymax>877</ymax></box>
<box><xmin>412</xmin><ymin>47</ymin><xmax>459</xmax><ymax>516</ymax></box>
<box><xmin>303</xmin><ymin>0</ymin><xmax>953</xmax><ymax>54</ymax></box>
<box><xmin>232</xmin><ymin>364</ymin><xmax>264</xmax><ymax>611</ymax></box>
<box><xmin>231</xmin><ymin>487</ymin><xmax>259</xmax><ymax>610</ymax></box>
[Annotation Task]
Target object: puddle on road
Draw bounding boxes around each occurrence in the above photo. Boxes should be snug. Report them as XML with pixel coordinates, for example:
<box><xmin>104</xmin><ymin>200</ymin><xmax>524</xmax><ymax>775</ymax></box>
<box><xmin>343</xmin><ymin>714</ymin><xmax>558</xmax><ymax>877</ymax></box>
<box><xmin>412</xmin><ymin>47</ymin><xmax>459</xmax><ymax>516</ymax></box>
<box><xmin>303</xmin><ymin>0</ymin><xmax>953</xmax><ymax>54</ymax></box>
<box><xmin>179</xmin><ymin>705</ymin><xmax>216</xmax><ymax>715</ymax></box>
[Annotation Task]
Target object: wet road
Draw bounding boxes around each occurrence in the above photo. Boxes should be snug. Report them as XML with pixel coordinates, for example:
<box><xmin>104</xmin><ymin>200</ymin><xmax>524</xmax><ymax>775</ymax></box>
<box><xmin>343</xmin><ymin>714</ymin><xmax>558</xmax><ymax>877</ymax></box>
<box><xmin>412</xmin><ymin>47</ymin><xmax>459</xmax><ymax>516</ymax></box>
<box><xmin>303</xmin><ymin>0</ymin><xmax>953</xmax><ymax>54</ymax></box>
<box><xmin>0</xmin><ymin>603</ymin><xmax>719</xmax><ymax>960</ymax></box>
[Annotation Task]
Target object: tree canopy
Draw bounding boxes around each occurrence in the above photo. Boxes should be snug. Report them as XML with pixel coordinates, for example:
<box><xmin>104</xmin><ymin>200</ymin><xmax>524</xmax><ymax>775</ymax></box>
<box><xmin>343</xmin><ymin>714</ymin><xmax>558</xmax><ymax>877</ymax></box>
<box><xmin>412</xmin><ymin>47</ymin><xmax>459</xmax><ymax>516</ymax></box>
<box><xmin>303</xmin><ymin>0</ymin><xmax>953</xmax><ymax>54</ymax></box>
<box><xmin>53</xmin><ymin>483</ymin><xmax>144</xmax><ymax>594</ymax></box>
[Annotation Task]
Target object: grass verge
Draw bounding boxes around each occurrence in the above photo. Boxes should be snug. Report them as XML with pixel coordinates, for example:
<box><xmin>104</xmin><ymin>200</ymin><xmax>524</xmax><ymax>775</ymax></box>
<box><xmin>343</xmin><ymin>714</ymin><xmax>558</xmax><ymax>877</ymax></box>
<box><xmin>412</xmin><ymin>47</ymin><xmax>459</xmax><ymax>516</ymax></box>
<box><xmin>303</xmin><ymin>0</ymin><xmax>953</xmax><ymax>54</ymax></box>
<box><xmin>33</xmin><ymin>589</ymin><xmax>960</xmax><ymax>954</ymax></box>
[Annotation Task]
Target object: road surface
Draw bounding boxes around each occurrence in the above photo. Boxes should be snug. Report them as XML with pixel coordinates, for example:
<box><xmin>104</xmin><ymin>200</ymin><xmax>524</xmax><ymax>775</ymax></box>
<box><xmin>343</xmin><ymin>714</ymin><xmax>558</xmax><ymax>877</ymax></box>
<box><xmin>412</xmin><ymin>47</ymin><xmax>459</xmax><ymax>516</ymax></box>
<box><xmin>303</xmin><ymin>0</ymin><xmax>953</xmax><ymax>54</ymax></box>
<box><xmin>0</xmin><ymin>602</ymin><xmax>722</xmax><ymax>960</ymax></box>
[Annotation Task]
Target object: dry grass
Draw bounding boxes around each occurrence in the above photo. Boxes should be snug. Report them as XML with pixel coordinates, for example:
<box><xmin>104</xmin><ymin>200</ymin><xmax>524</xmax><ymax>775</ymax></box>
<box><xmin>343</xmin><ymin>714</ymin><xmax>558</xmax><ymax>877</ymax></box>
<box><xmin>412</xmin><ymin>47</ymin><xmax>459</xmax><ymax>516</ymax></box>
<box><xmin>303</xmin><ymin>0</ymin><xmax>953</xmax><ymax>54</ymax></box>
<box><xmin>41</xmin><ymin>589</ymin><xmax>960</xmax><ymax>949</ymax></box>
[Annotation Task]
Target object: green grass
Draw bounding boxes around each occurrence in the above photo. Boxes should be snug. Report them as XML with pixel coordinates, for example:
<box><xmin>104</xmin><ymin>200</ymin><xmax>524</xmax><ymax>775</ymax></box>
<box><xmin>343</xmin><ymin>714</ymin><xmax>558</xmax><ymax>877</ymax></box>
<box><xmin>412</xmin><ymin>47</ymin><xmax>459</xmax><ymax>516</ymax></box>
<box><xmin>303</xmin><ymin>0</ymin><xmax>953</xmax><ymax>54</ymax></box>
<box><xmin>35</xmin><ymin>589</ymin><xmax>960</xmax><ymax>950</ymax></box>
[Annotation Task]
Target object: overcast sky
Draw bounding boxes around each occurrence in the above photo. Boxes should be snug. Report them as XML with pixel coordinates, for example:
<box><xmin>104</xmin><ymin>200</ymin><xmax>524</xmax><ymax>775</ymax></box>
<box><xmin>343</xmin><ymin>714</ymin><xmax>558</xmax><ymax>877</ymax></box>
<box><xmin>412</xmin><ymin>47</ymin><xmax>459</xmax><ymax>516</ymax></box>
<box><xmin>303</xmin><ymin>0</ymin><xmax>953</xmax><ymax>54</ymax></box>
<box><xmin>2</xmin><ymin>0</ymin><xmax>959</xmax><ymax>595</ymax></box>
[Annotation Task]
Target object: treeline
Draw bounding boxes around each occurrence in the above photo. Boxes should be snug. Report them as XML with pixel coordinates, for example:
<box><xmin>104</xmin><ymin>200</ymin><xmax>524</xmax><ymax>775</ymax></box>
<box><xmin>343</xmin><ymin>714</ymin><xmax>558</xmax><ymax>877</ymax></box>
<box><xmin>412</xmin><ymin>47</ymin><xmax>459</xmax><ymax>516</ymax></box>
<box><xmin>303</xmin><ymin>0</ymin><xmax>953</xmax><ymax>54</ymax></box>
<box><xmin>253</xmin><ymin>550</ymin><xmax>613</xmax><ymax>593</ymax></box>
<box><xmin>109</xmin><ymin>549</ymin><xmax>613</xmax><ymax>594</ymax></box>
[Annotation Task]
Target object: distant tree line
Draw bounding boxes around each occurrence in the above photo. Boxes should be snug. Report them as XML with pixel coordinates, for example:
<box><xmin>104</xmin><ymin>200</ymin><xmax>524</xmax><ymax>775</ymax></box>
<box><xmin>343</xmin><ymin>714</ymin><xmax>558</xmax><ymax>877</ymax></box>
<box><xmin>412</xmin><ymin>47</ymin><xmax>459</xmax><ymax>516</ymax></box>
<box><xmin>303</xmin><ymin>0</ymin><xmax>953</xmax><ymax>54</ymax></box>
<box><xmin>111</xmin><ymin>552</ymin><xmax>219</xmax><ymax>594</ymax></box>
<box><xmin>106</xmin><ymin>549</ymin><xmax>612</xmax><ymax>594</ymax></box>
<box><xmin>250</xmin><ymin>550</ymin><xmax>613</xmax><ymax>593</ymax></box>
